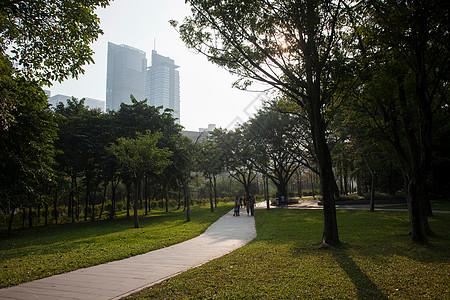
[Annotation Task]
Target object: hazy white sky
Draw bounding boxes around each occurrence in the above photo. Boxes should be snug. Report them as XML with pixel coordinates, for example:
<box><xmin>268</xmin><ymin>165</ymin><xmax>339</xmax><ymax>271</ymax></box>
<box><xmin>50</xmin><ymin>0</ymin><xmax>266</xmax><ymax>131</ymax></box>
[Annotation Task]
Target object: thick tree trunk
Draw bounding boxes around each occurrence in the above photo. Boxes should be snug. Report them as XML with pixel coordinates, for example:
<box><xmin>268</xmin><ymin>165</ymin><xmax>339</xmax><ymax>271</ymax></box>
<box><xmin>356</xmin><ymin>172</ymin><xmax>363</xmax><ymax>196</ymax></box>
<box><xmin>396</xmin><ymin>71</ymin><xmax>432</xmax><ymax>243</ymax></box>
<box><xmin>316</xmin><ymin>142</ymin><xmax>339</xmax><ymax>246</ymax></box>
<box><xmin>308</xmin><ymin>90</ymin><xmax>339</xmax><ymax>246</ymax></box>
<box><xmin>404</xmin><ymin>163</ymin><xmax>432</xmax><ymax>243</ymax></box>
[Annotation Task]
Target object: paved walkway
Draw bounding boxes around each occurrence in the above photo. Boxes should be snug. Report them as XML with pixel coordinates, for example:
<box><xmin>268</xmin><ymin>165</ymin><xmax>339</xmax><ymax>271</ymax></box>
<box><xmin>0</xmin><ymin>209</ymin><xmax>256</xmax><ymax>300</ymax></box>
<box><xmin>256</xmin><ymin>199</ymin><xmax>450</xmax><ymax>214</ymax></box>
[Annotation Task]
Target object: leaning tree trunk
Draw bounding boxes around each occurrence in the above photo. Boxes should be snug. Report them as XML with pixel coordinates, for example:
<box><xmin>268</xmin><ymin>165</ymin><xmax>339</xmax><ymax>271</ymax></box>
<box><xmin>308</xmin><ymin>85</ymin><xmax>339</xmax><ymax>247</ymax></box>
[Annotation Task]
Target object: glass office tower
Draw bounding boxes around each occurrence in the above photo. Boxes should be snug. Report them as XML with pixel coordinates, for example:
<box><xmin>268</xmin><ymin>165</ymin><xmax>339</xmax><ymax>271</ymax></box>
<box><xmin>106</xmin><ymin>42</ymin><xmax>147</xmax><ymax>111</ymax></box>
<box><xmin>146</xmin><ymin>50</ymin><xmax>180</xmax><ymax>123</ymax></box>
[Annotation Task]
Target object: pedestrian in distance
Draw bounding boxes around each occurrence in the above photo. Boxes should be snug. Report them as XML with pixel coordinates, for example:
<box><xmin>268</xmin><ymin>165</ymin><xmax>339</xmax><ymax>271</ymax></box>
<box><xmin>249</xmin><ymin>195</ymin><xmax>255</xmax><ymax>216</ymax></box>
<box><xmin>234</xmin><ymin>196</ymin><xmax>240</xmax><ymax>216</ymax></box>
<box><xmin>245</xmin><ymin>196</ymin><xmax>250</xmax><ymax>215</ymax></box>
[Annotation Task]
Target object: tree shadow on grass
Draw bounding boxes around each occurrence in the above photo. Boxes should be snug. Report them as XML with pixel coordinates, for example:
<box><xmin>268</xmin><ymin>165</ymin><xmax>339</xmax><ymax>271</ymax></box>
<box><xmin>333</xmin><ymin>249</ymin><xmax>388</xmax><ymax>300</ymax></box>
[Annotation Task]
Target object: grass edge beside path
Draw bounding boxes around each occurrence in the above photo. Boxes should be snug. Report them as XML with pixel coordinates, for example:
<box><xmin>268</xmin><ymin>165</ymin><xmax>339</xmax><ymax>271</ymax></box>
<box><xmin>0</xmin><ymin>203</ymin><xmax>234</xmax><ymax>288</ymax></box>
<box><xmin>124</xmin><ymin>209</ymin><xmax>450</xmax><ymax>300</ymax></box>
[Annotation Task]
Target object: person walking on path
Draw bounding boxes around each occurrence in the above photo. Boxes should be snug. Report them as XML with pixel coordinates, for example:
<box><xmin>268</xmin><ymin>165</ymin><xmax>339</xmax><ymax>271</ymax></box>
<box><xmin>234</xmin><ymin>196</ymin><xmax>240</xmax><ymax>216</ymax></box>
<box><xmin>249</xmin><ymin>196</ymin><xmax>255</xmax><ymax>216</ymax></box>
<box><xmin>245</xmin><ymin>197</ymin><xmax>250</xmax><ymax>215</ymax></box>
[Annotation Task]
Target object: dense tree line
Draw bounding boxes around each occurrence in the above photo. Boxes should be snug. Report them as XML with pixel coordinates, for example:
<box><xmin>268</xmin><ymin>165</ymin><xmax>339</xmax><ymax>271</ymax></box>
<box><xmin>1</xmin><ymin>0</ymin><xmax>110</xmax><ymax>233</ymax></box>
<box><xmin>1</xmin><ymin>95</ymin><xmax>190</xmax><ymax>233</ymax></box>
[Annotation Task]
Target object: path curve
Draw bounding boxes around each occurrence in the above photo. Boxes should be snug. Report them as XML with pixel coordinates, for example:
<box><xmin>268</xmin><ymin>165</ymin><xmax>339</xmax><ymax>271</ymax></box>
<box><xmin>0</xmin><ymin>209</ymin><xmax>256</xmax><ymax>300</ymax></box>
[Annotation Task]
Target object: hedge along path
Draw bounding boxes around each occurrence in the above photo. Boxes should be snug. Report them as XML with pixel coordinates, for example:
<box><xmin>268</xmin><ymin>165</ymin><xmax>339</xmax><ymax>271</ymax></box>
<box><xmin>0</xmin><ymin>208</ymin><xmax>256</xmax><ymax>300</ymax></box>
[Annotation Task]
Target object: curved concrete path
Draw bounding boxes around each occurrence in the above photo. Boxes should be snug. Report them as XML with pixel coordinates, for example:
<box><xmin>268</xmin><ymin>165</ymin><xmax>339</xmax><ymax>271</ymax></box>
<box><xmin>0</xmin><ymin>209</ymin><xmax>256</xmax><ymax>300</ymax></box>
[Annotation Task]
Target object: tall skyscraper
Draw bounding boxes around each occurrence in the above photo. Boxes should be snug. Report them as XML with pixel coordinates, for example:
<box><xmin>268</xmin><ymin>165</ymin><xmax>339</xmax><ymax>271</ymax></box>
<box><xmin>146</xmin><ymin>50</ymin><xmax>180</xmax><ymax>123</ymax></box>
<box><xmin>106</xmin><ymin>42</ymin><xmax>147</xmax><ymax>111</ymax></box>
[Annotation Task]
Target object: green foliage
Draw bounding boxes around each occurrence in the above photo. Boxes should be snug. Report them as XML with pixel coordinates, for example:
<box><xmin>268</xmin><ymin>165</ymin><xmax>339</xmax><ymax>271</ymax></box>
<box><xmin>0</xmin><ymin>0</ymin><xmax>110</xmax><ymax>83</ymax></box>
<box><xmin>0</xmin><ymin>55</ymin><xmax>57</xmax><ymax>211</ymax></box>
<box><xmin>0</xmin><ymin>203</ymin><xmax>234</xmax><ymax>288</ymax></box>
<box><xmin>244</xmin><ymin>105</ymin><xmax>312</xmax><ymax>197</ymax></box>
<box><xmin>107</xmin><ymin>130</ymin><xmax>172</xmax><ymax>179</ymax></box>
<box><xmin>125</xmin><ymin>209</ymin><xmax>450</xmax><ymax>299</ymax></box>
<box><xmin>211</xmin><ymin>128</ymin><xmax>257</xmax><ymax>198</ymax></box>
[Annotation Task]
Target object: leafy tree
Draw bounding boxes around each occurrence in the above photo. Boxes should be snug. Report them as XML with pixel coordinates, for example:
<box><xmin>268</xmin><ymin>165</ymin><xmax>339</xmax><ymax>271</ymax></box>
<box><xmin>0</xmin><ymin>55</ymin><xmax>57</xmax><ymax>234</ymax></box>
<box><xmin>212</xmin><ymin>128</ymin><xmax>257</xmax><ymax>201</ymax></box>
<box><xmin>160</xmin><ymin>135</ymin><xmax>191</xmax><ymax>213</ymax></box>
<box><xmin>108</xmin><ymin>130</ymin><xmax>172</xmax><ymax>228</ymax></box>
<box><xmin>348</xmin><ymin>0</ymin><xmax>450</xmax><ymax>243</ymax></box>
<box><xmin>173</xmin><ymin>0</ymin><xmax>355</xmax><ymax>245</ymax></box>
<box><xmin>113</xmin><ymin>97</ymin><xmax>184</xmax><ymax>214</ymax></box>
<box><xmin>244</xmin><ymin>106</ymin><xmax>304</xmax><ymax>201</ymax></box>
<box><xmin>0</xmin><ymin>0</ymin><xmax>110</xmax><ymax>83</ymax></box>
<box><xmin>196</xmin><ymin>137</ymin><xmax>225</xmax><ymax>212</ymax></box>
<box><xmin>54</xmin><ymin>98</ymin><xmax>91</xmax><ymax>222</ymax></box>
<box><xmin>0</xmin><ymin>0</ymin><xmax>111</xmax><ymax>230</ymax></box>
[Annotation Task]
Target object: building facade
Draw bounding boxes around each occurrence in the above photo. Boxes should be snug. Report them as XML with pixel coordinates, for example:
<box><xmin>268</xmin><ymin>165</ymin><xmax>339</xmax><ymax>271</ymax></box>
<box><xmin>146</xmin><ymin>50</ymin><xmax>180</xmax><ymax>123</ymax></box>
<box><xmin>106</xmin><ymin>42</ymin><xmax>147</xmax><ymax>111</ymax></box>
<box><xmin>48</xmin><ymin>94</ymin><xmax>106</xmax><ymax>112</ymax></box>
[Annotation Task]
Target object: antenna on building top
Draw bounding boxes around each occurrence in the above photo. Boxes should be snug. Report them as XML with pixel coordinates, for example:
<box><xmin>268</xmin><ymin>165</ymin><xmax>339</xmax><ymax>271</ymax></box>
<box><xmin>153</xmin><ymin>38</ymin><xmax>156</xmax><ymax>51</ymax></box>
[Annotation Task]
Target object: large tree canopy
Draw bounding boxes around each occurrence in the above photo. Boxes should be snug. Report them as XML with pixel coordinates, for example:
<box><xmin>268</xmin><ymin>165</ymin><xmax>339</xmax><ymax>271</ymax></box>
<box><xmin>0</xmin><ymin>0</ymin><xmax>110</xmax><ymax>83</ymax></box>
<box><xmin>108</xmin><ymin>130</ymin><xmax>173</xmax><ymax>228</ymax></box>
<box><xmin>345</xmin><ymin>0</ymin><xmax>450</xmax><ymax>243</ymax></box>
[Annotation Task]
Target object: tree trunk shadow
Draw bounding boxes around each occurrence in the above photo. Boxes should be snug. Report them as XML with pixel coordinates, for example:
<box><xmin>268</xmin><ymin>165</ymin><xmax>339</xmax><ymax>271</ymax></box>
<box><xmin>333</xmin><ymin>250</ymin><xmax>388</xmax><ymax>300</ymax></box>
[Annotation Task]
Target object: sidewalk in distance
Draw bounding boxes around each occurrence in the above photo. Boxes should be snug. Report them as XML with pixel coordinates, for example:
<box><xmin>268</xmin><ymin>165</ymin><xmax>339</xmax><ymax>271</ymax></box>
<box><xmin>0</xmin><ymin>209</ymin><xmax>256</xmax><ymax>300</ymax></box>
<box><xmin>256</xmin><ymin>199</ymin><xmax>450</xmax><ymax>214</ymax></box>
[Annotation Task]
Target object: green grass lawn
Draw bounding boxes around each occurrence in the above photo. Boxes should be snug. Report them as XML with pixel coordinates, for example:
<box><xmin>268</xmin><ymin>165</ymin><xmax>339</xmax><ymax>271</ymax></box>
<box><xmin>124</xmin><ymin>209</ymin><xmax>450</xmax><ymax>299</ymax></box>
<box><xmin>381</xmin><ymin>200</ymin><xmax>450</xmax><ymax>211</ymax></box>
<box><xmin>0</xmin><ymin>203</ymin><xmax>234</xmax><ymax>288</ymax></box>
